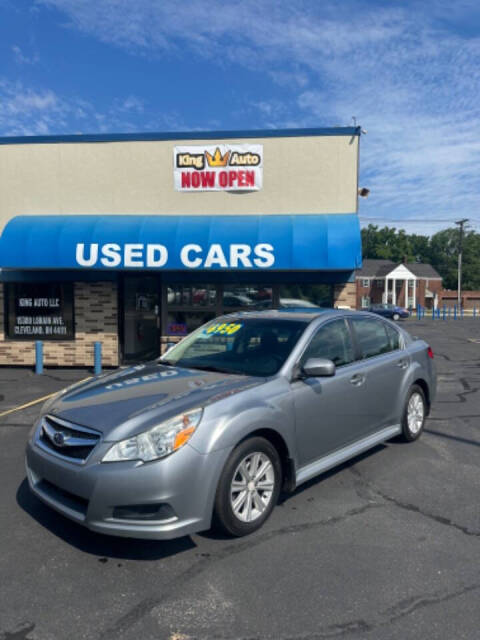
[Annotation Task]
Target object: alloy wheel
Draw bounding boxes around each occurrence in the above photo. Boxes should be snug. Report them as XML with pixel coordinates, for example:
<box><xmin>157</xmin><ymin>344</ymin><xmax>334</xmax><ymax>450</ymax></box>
<box><xmin>230</xmin><ymin>452</ymin><xmax>275</xmax><ymax>523</ymax></box>
<box><xmin>407</xmin><ymin>392</ymin><xmax>425</xmax><ymax>434</ymax></box>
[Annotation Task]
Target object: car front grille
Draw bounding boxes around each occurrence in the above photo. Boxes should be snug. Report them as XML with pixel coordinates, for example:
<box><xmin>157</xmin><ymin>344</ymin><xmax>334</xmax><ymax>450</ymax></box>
<box><xmin>37</xmin><ymin>415</ymin><xmax>101</xmax><ymax>464</ymax></box>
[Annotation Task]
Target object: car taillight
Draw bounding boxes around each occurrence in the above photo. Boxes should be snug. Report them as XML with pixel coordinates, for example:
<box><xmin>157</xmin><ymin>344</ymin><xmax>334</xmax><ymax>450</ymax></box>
<box><xmin>427</xmin><ymin>346</ymin><xmax>434</xmax><ymax>359</ymax></box>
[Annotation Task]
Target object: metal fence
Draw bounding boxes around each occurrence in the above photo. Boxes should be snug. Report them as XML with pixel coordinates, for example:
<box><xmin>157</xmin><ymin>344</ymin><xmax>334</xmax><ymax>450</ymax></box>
<box><xmin>412</xmin><ymin>305</ymin><xmax>478</xmax><ymax>320</ymax></box>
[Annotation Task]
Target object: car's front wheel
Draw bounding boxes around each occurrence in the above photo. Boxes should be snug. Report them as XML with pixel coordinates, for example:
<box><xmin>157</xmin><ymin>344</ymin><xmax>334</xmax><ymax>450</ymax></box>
<box><xmin>393</xmin><ymin>312</ymin><xmax>400</xmax><ymax>321</ymax></box>
<box><xmin>400</xmin><ymin>384</ymin><xmax>427</xmax><ymax>441</ymax></box>
<box><xmin>213</xmin><ymin>437</ymin><xmax>282</xmax><ymax>537</ymax></box>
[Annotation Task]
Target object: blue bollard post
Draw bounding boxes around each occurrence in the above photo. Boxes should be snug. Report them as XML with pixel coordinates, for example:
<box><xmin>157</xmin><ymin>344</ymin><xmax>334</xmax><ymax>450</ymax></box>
<box><xmin>461</xmin><ymin>306</ymin><xmax>464</xmax><ymax>319</ymax></box>
<box><xmin>35</xmin><ymin>341</ymin><xmax>43</xmax><ymax>374</ymax></box>
<box><xmin>454</xmin><ymin>304</ymin><xmax>457</xmax><ymax>320</ymax></box>
<box><xmin>443</xmin><ymin>304</ymin><xmax>446</xmax><ymax>320</ymax></box>
<box><xmin>94</xmin><ymin>341</ymin><xmax>102</xmax><ymax>375</ymax></box>
<box><xmin>448</xmin><ymin>306</ymin><xmax>451</xmax><ymax>319</ymax></box>
<box><xmin>432</xmin><ymin>306</ymin><xmax>435</xmax><ymax>319</ymax></box>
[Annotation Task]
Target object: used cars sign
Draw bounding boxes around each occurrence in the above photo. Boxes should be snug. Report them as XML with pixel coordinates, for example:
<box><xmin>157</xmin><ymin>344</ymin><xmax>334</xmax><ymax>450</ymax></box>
<box><xmin>174</xmin><ymin>144</ymin><xmax>263</xmax><ymax>191</ymax></box>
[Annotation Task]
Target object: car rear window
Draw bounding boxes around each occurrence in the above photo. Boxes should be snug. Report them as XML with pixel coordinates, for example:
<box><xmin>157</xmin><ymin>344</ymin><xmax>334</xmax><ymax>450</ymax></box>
<box><xmin>351</xmin><ymin>318</ymin><xmax>392</xmax><ymax>359</ymax></box>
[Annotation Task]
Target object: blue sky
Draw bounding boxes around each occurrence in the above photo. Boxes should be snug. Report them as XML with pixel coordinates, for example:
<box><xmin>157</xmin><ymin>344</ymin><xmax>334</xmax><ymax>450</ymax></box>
<box><xmin>1</xmin><ymin>0</ymin><xmax>479</xmax><ymax>235</ymax></box>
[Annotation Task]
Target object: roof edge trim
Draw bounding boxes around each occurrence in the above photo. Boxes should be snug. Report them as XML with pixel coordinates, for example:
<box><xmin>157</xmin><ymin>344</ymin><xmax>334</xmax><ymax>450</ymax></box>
<box><xmin>0</xmin><ymin>126</ymin><xmax>361</xmax><ymax>146</ymax></box>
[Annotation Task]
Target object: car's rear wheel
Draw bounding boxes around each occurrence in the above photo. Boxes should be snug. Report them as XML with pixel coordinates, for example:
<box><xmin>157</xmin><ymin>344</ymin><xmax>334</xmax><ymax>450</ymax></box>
<box><xmin>400</xmin><ymin>384</ymin><xmax>426</xmax><ymax>441</ymax></box>
<box><xmin>393</xmin><ymin>312</ymin><xmax>400</xmax><ymax>321</ymax></box>
<box><xmin>213</xmin><ymin>437</ymin><xmax>282</xmax><ymax>537</ymax></box>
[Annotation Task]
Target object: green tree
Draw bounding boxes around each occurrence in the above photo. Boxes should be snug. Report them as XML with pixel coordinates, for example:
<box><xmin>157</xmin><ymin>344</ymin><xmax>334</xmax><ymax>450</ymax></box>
<box><xmin>361</xmin><ymin>223</ymin><xmax>480</xmax><ymax>291</ymax></box>
<box><xmin>428</xmin><ymin>229</ymin><xmax>459</xmax><ymax>289</ymax></box>
<box><xmin>460</xmin><ymin>231</ymin><xmax>480</xmax><ymax>290</ymax></box>
<box><xmin>361</xmin><ymin>225</ymin><xmax>429</xmax><ymax>263</ymax></box>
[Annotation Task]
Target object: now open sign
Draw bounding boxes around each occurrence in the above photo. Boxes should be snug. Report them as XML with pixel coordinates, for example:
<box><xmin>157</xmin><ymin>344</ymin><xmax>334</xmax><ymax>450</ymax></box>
<box><xmin>174</xmin><ymin>144</ymin><xmax>263</xmax><ymax>192</ymax></box>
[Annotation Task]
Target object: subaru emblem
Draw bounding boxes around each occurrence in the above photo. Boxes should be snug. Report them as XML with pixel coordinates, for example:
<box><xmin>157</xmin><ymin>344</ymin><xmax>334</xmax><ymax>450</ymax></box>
<box><xmin>53</xmin><ymin>431</ymin><xmax>65</xmax><ymax>447</ymax></box>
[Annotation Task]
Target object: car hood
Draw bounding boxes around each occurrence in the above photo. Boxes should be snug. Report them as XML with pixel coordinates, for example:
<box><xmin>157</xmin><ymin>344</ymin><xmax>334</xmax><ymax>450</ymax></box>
<box><xmin>45</xmin><ymin>362</ymin><xmax>262</xmax><ymax>440</ymax></box>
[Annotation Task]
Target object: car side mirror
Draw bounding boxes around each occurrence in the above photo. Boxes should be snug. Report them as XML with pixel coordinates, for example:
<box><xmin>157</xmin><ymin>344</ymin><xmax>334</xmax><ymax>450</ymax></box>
<box><xmin>302</xmin><ymin>358</ymin><xmax>336</xmax><ymax>377</ymax></box>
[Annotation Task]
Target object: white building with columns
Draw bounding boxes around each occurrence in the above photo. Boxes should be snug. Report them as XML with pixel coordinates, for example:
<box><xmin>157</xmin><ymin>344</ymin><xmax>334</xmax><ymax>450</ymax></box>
<box><xmin>355</xmin><ymin>259</ymin><xmax>443</xmax><ymax>310</ymax></box>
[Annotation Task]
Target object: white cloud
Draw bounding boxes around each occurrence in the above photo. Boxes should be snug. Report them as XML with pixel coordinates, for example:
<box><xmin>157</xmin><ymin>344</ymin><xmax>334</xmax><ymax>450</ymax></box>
<box><xmin>13</xmin><ymin>1</ymin><xmax>480</xmax><ymax>231</ymax></box>
<box><xmin>12</xmin><ymin>45</ymin><xmax>39</xmax><ymax>65</ymax></box>
<box><xmin>0</xmin><ymin>82</ymin><xmax>65</xmax><ymax>135</ymax></box>
<box><xmin>0</xmin><ymin>80</ymin><xmax>184</xmax><ymax>135</ymax></box>
<box><xmin>121</xmin><ymin>95</ymin><xmax>145</xmax><ymax>113</ymax></box>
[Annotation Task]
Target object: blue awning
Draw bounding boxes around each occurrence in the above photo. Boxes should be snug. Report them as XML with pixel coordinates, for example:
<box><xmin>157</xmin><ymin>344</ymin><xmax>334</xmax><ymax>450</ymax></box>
<box><xmin>0</xmin><ymin>214</ymin><xmax>362</xmax><ymax>271</ymax></box>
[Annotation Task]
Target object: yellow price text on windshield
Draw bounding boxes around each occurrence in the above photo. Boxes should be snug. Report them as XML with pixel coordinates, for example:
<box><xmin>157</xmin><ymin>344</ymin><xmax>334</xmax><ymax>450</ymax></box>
<box><xmin>204</xmin><ymin>322</ymin><xmax>242</xmax><ymax>336</ymax></box>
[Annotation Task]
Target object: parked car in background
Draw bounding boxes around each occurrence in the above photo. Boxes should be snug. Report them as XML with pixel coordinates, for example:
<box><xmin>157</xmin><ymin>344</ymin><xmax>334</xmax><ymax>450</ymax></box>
<box><xmin>223</xmin><ymin>293</ymin><xmax>255</xmax><ymax>308</ymax></box>
<box><xmin>279</xmin><ymin>298</ymin><xmax>321</xmax><ymax>309</ymax></box>
<box><xmin>26</xmin><ymin>310</ymin><xmax>435</xmax><ymax>540</ymax></box>
<box><xmin>368</xmin><ymin>303</ymin><xmax>410</xmax><ymax>321</ymax></box>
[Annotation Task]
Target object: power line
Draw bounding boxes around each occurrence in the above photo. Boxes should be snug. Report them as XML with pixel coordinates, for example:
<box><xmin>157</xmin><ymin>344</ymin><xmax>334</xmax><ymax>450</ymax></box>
<box><xmin>359</xmin><ymin>217</ymin><xmax>480</xmax><ymax>224</ymax></box>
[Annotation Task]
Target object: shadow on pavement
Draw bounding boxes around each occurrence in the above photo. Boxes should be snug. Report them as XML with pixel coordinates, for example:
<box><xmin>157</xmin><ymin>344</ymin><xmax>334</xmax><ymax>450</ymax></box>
<box><xmin>16</xmin><ymin>479</ymin><xmax>196</xmax><ymax>560</ymax></box>
<box><xmin>279</xmin><ymin>443</ymin><xmax>387</xmax><ymax>504</ymax></box>
<box><xmin>425</xmin><ymin>428</ymin><xmax>480</xmax><ymax>448</ymax></box>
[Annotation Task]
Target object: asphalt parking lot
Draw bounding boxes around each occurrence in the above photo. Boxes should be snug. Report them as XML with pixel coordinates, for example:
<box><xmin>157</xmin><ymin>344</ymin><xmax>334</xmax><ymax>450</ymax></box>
<box><xmin>1</xmin><ymin>319</ymin><xmax>479</xmax><ymax>640</ymax></box>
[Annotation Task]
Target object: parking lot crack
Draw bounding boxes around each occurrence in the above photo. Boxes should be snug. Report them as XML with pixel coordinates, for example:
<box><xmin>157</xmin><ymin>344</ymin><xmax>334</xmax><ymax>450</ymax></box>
<box><xmin>0</xmin><ymin>622</ymin><xmax>35</xmax><ymax>640</ymax></box>
<box><xmin>255</xmin><ymin>583</ymin><xmax>480</xmax><ymax>640</ymax></box>
<box><xmin>379</xmin><ymin>582</ymin><xmax>480</xmax><ymax>626</ymax></box>
<box><xmin>98</xmin><ymin>503</ymin><xmax>380</xmax><ymax>640</ymax></box>
<box><xmin>349</xmin><ymin>467</ymin><xmax>480</xmax><ymax>538</ymax></box>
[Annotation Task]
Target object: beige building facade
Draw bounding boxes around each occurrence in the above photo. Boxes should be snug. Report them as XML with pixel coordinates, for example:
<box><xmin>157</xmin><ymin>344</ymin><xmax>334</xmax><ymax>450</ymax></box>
<box><xmin>0</xmin><ymin>127</ymin><xmax>362</xmax><ymax>367</ymax></box>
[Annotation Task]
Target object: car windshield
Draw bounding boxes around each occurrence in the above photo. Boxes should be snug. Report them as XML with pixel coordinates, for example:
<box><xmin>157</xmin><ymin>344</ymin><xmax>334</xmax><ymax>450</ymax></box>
<box><xmin>160</xmin><ymin>317</ymin><xmax>307</xmax><ymax>377</ymax></box>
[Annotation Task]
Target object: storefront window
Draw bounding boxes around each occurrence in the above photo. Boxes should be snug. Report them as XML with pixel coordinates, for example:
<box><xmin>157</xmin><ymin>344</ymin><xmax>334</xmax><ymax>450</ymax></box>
<box><xmin>167</xmin><ymin>311</ymin><xmax>216</xmax><ymax>336</ymax></box>
<box><xmin>223</xmin><ymin>285</ymin><xmax>272</xmax><ymax>310</ymax></box>
<box><xmin>166</xmin><ymin>283</ymin><xmax>217</xmax><ymax>336</ymax></box>
<box><xmin>167</xmin><ymin>284</ymin><xmax>216</xmax><ymax>307</ymax></box>
<box><xmin>5</xmin><ymin>283</ymin><xmax>74</xmax><ymax>340</ymax></box>
<box><xmin>278</xmin><ymin>284</ymin><xmax>333</xmax><ymax>308</ymax></box>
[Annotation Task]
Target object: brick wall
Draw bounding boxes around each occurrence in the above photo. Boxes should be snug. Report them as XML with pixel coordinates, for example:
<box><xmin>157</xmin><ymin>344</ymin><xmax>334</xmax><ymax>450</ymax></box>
<box><xmin>440</xmin><ymin>290</ymin><xmax>480</xmax><ymax>310</ymax></box>
<box><xmin>0</xmin><ymin>282</ymin><xmax>119</xmax><ymax>367</ymax></box>
<box><xmin>334</xmin><ymin>282</ymin><xmax>356</xmax><ymax>309</ymax></box>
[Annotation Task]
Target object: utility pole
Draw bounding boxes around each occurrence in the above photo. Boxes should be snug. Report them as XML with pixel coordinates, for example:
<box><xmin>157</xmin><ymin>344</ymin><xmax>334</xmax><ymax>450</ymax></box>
<box><xmin>455</xmin><ymin>219</ymin><xmax>468</xmax><ymax>308</ymax></box>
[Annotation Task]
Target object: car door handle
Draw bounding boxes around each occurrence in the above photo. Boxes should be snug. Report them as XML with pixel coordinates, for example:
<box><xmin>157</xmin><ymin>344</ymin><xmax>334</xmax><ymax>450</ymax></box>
<box><xmin>396</xmin><ymin>359</ymin><xmax>408</xmax><ymax>369</ymax></box>
<box><xmin>349</xmin><ymin>374</ymin><xmax>365</xmax><ymax>386</ymax></box>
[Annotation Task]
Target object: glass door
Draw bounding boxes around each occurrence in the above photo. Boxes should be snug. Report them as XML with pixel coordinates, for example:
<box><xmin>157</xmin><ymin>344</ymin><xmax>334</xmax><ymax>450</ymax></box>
<box><xmin>123</xmin><ymin>275</ymin><xmax>160</xmax><ymax>362</ymax></box>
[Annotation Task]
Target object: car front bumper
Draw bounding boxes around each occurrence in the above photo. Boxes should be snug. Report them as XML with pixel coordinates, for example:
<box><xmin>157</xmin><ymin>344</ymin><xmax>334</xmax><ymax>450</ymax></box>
<box><xmin>25</xmin><ymin>435</ymin><xmax>230</xmax><ymax>540</ymax></box>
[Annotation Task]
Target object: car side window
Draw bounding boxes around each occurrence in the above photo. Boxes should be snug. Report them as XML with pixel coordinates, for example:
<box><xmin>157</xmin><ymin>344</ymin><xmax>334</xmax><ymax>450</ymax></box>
<box><xmin>351</xmin><ymin>318</ymin><xmax>392</xmax><ymax>359</ymax></box>
<box><xmin>301</xmin><ymin>319</ymin><xmax>354</xmax><ymax>367</ymax></box>
<box><xmin>385</xmin><ymin>323</ymin><xmax>401</xmax><ymax>350</ymax></box>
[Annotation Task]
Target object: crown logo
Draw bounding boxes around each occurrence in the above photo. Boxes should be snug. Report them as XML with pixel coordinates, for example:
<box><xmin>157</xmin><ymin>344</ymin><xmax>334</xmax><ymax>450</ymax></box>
<box><xmin>205</xmin><ymin>147</ymin><xmax>230</xmax><ymax>167</ymax></box>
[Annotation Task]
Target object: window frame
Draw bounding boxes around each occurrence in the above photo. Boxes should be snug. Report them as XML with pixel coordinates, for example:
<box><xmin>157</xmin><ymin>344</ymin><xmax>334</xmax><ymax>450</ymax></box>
<box><xmin>297</xmin><ymin>317</ymin><xmax>357</xmax><ymax>370</ymax></box>
<box><xmin>384</xmin><ymin>321</ymin><xmax>404</xmax><ymax>352</ymax></box>
<box><xmin>361</xmin><ymin>278</ymin><xmax>370</xmax><ymax>288</ymax></box>
<box><xmin>347</xmin><ymin>317</ymin><xmax>403</xmax><ymax>361</ymax></box>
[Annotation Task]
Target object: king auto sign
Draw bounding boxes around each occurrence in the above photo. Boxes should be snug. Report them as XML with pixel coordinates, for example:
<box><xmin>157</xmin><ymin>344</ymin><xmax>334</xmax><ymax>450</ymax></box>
<box><xmin>174</xmin><ymin>144</ymin><xmax>263</xmax><ymax>192</ymax></box>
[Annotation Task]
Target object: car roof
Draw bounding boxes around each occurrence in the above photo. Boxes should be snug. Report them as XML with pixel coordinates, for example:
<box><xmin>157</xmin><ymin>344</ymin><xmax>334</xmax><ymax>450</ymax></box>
<box><xmin>217</xmin><ymin>308</ymin><xmax>360</xmax><ymax>323</ymax></box>
<box><xmin>219</xmin><ymin>308</ymin><xmax>409</xmax><ymax>322</ymax></box>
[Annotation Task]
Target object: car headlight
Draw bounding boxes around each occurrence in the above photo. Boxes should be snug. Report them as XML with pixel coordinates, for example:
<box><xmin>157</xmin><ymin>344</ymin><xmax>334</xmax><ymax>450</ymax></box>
<box><xmin>102</xmin><ymin>408</ymin><xmax>203</xmax><ymax>463</ymax></box>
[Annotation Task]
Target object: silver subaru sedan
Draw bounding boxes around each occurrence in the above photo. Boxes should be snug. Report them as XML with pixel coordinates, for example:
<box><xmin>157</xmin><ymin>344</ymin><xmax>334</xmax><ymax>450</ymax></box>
<box><xmin>25</xmin><ymin>310</ymin><xmax>436</xmax><ymax>539</ymax></box>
